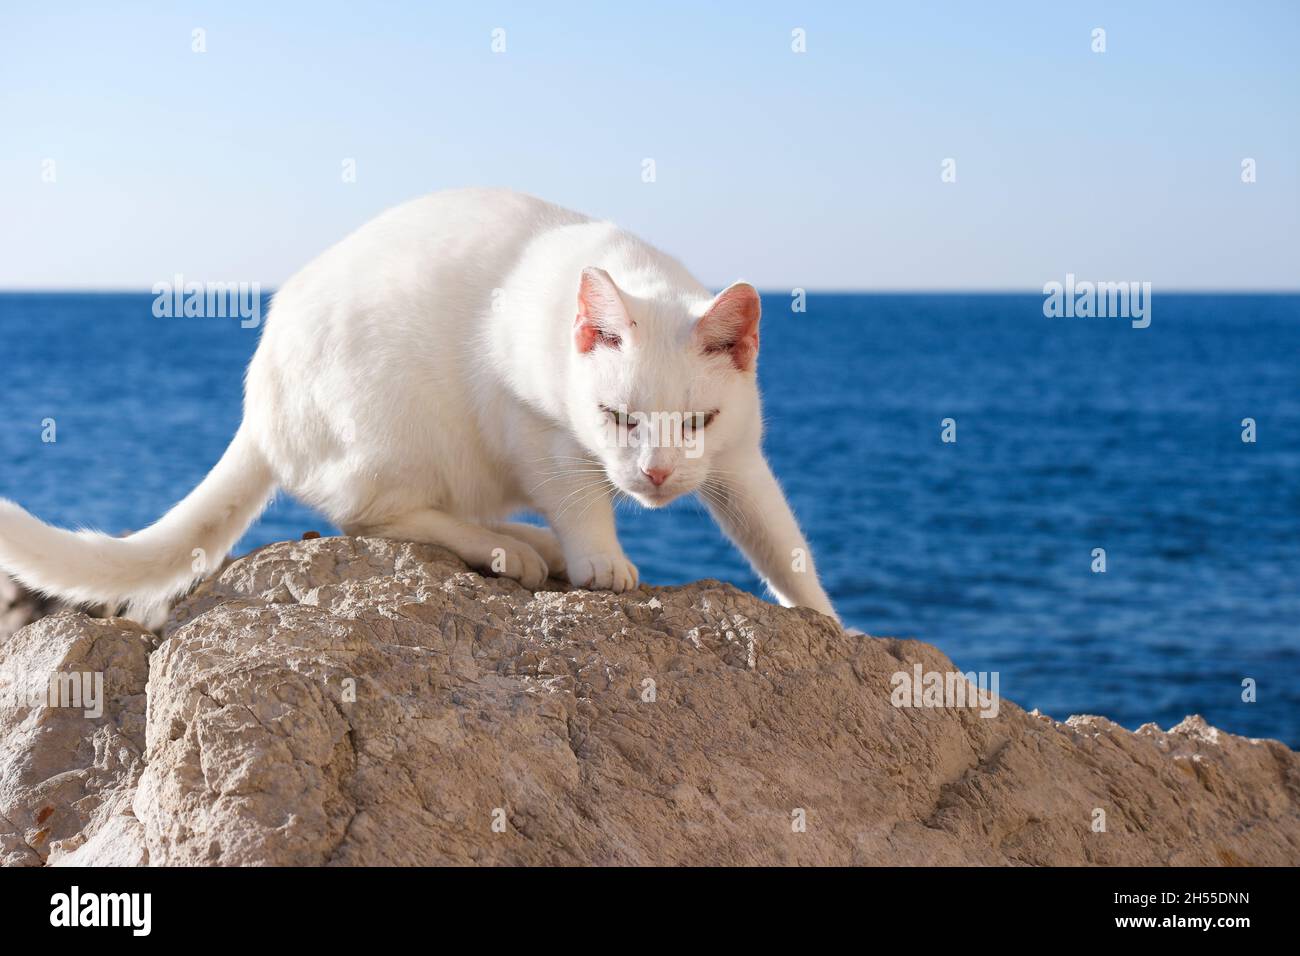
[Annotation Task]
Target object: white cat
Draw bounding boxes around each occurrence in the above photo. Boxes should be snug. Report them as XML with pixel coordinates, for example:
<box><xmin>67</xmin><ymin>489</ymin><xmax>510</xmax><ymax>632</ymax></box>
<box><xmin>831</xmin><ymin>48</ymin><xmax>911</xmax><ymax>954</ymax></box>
<box><xmin>0</xmin><ymin>189</ymin><xmax>838</xmax><ymax>624</ymax></box>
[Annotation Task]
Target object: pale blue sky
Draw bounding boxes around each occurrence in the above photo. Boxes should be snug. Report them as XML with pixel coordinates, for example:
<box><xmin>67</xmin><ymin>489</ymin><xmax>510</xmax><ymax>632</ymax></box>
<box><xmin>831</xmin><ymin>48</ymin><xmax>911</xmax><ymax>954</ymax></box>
<box><xmin>2</xmin><ymin>1</ymin><xmax>1297</xmax><ymax>290</ymax></box>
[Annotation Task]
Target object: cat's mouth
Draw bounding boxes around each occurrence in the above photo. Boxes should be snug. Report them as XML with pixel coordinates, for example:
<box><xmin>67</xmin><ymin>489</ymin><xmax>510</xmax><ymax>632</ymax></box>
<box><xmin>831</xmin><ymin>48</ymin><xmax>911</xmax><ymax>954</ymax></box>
<box><xmin>636</xmin><ymin>489</ymin><xmax>673</xmax><ymax>507</ymax></box>
<box><xmin>623</xmin><ymin>480</ymin><xmax>687</xmax><ymax>509</ymax></box>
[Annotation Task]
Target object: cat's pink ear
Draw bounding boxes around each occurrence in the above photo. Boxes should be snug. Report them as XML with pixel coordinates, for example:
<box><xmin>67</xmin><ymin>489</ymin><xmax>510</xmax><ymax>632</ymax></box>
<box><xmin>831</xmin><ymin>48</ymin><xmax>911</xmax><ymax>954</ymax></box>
<box><xmin>695</xmin><ymin>282</ymin><xmax>761</xmax><ymax>371</ymax></box>
<box><xmin>575</xmin><ymin>267</ymin><xmax>632</xmax><ymax>354</ymax></box>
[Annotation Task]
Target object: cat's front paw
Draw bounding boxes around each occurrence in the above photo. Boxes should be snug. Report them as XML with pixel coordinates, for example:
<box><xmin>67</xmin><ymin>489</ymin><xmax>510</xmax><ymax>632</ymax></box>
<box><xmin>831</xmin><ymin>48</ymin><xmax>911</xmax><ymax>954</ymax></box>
<box><xmin>567</xmin><ymin>552</ymin><xmax>639</xmax><ymax>593</ymax></box>
<box><xmin>484</xmin><ymin>541</ymin><xmax>549</xmax><ymax>590</ymax></box>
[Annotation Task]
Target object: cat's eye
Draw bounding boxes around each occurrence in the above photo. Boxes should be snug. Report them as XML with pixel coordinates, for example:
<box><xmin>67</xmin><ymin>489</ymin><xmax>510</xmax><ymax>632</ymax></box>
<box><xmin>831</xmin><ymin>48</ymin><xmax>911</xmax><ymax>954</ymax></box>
<box><xmin>686</xmin><ymin>411</ymin><xmax>718</xmax><ymax>431</ymax></box>
<box><xmin>602</xmin><ymin>405</ymin><xmax>636</xmax><ymax>428</ymax></box>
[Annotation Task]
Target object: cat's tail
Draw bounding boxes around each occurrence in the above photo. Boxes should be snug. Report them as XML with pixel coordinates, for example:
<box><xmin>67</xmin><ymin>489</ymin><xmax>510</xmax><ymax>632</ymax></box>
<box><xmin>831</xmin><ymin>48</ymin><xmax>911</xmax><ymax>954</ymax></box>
<box><xmin>0</xmin><ymin>423</ymin><xmax>276</xmax><ymax>624</ymax></box>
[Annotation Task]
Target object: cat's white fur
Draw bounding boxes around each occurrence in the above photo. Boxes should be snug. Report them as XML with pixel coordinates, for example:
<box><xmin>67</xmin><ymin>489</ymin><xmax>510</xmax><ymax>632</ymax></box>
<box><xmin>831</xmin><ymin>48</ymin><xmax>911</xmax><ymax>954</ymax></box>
<box><xmin>0</xmin><ymin>188</ymin><xmax>837</xmax><ymax>624</ymax></box>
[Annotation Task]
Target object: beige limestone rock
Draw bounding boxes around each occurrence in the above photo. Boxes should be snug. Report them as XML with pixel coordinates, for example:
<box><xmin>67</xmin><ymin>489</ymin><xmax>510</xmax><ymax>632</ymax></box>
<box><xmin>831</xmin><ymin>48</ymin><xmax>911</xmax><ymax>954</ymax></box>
<box><xmin>0</xmin><ymin>612</ymin><xmax>152</xmax><ymax>866</ymax></box>
<box><xmin>2</xmin><ymin>536</ymin><xmax>1297</xmax><ymax>865</ymax></box>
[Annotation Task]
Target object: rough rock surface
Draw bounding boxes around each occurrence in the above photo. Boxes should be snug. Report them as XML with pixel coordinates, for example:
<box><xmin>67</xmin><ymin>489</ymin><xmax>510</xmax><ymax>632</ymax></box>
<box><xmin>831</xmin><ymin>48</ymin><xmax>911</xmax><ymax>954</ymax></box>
<box><xmin>2</xmin><ymin>536</ymin><xmax>1298</xmax><ymax>866</ymax></box>
<box><xmin>0</xmin><ymin>613</ymin><xmax>151</xmax><ymax>866</ymax></box>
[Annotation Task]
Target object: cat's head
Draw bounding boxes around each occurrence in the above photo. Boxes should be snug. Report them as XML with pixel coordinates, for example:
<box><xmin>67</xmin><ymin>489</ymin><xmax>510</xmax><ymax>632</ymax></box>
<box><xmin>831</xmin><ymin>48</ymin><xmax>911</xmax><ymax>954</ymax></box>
<box><xmin>567</xmin><ymin>267</ymin><xmax>761</xmax><ymax>509</ymax></box>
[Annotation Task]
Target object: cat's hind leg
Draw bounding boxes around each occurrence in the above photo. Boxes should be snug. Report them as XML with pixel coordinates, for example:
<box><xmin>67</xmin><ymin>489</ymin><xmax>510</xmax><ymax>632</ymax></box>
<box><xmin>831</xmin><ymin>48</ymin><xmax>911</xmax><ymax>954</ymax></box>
<box><xmin>489</xmin><ymin>521</ymin><xmax>566</xmax><ymax>578</ymax></box>
<box><xmin>350</xmin><ymin>508</ymin><xmax>550</xmax><ymax>589</ymax></box>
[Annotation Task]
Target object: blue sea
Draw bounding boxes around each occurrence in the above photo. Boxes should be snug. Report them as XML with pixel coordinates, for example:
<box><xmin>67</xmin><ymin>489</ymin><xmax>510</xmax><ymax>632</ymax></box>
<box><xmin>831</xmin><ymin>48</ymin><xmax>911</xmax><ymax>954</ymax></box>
<box><xmin>2</xmin><ymin>292</ymin><xmax>1297</xmax><ymax>745</ymax></box>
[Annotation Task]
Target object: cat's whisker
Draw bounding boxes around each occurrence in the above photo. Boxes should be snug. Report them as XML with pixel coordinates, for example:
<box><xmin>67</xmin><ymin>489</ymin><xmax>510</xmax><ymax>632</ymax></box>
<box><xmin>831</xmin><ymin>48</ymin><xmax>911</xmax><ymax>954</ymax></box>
<box><xmin>701</xmin><ymin>485</ymin><xmax>738</xmax><ymax>527</ymax></box>
<box><xmin>526</xmin><ymin>468</ymin><xmax>609</xmax><ymax>495</ymax></box>
<box><xmin>530</xmin><ymin>469</ymin><xmax>607</xmax><ymax>482</ymax></box>
<box><xmin>551</xmin><ymin>476</ymin><xmax>614</xmax><ymax>524</ymax></box>
<box><xmin>573</xmin><ymin>480</ymin><xmax>615</xmax><ymax>523</ymax></box>
<box><xmin>550</xmin><ymin>481</ymin><xmax>602</xmax><ymax>519</ymax></box>
<box><xmin>696</xmin><ymin>481</ymin><xmax>728</xmax><ymax>519</ymax></box>
<box><xmin>558</xmin><ymin>487</ymin><xmax>609</xmax><ymax>526</ymax></box>
<box><xmin>529</xmin><ymin>455</ymin><xmax>604</xmax><ymax>466</ymax></box>
<box><xmin>700</xmin><ymin>476</ymin><xmax>753</xmax><ymax>535</ymax></box>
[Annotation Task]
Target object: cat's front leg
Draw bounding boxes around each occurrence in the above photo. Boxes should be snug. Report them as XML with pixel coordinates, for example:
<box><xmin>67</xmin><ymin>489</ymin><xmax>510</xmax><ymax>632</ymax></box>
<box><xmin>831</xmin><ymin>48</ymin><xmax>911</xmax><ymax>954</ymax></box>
<box><xmin>703</xmin><ymin>448</ymin><xmax>839</xmax><ymax>623</ymax></box>
<box><xmin>528</xmin><ymin>472</ymin><xmax>638</xmax><ymax>593</ymax></box>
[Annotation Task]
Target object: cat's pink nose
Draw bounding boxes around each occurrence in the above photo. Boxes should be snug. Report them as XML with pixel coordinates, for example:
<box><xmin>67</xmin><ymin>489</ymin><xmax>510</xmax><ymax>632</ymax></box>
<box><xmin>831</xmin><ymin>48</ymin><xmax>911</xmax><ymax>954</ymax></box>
<box><xmin>642</xmin><ymin>466</ymin><xmax>673</xmax><ymax>487</ymax></box>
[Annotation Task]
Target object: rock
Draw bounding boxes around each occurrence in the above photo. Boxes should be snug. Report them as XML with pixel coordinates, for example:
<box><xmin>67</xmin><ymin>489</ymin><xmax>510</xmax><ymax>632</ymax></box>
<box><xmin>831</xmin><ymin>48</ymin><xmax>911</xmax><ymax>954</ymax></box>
<box><xmin>2</xmin><ymin>535</ymin><xmax>1298</xmax><ymax>865</ymax></box>
<box><xmin>0</xmin><ymin>613</ymin><xmax>152</xmax><ymax>866</ymax></box>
